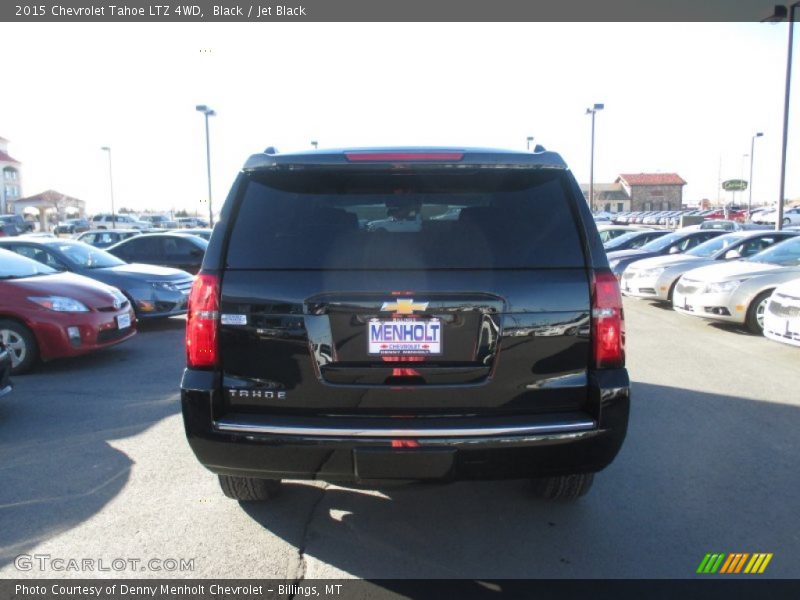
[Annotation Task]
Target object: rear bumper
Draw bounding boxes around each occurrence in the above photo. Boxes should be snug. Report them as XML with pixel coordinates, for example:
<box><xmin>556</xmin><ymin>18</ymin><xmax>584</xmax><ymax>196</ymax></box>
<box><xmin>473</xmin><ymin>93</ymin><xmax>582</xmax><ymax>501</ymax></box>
<box><xmin>180</xmin><ymin>369</ymin><xmax>630</xmax><ymax>483</ymax></box>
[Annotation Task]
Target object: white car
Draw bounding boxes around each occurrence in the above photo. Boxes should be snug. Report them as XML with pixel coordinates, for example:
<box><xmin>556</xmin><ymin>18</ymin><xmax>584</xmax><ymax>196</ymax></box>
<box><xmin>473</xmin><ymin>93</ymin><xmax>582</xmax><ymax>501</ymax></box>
<box><xmin>749</xmin><ymin>207</ymin><xmax>774</xmax><ymax>223</ymax></box>
<box><xmin>758</xmin><ymin>206</ymin><xmax>800</xmax><ymax>226</ymax></box>
<box><xmin>91</xmin><ymin>214</ymin><xmax>149</xmax><ymax>230</ymax></box>
<box><xmin>672</xmin><ymin>236</ymin><xmax>800</xmax><ymax>333</ymax></box>
<box><xmin>763</xmin><ymin>277</ymin><xmax>800</xmax><ymax>347</ymax></box>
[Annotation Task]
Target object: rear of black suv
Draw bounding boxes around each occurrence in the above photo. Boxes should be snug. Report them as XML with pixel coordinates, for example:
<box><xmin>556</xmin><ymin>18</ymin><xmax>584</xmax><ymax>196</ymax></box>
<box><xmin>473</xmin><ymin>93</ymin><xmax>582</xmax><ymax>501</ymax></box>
<box><xmin>181</xmin><ymin>148</ymin><xmax>629</xmax><ymax>501</ymax></box>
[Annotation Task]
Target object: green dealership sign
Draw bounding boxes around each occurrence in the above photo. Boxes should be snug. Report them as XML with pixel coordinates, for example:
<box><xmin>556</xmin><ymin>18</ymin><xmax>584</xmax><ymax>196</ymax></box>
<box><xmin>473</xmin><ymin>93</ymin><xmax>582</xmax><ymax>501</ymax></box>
<box><xmin>722</xmin><ymin>179</ymin><xmax>748</xmax><ymax>192</ymax></box>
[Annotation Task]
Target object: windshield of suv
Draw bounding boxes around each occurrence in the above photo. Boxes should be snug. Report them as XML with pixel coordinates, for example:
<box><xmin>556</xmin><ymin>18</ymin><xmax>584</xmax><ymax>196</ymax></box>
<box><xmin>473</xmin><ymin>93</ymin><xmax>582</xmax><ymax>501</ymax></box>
<box><xmin>748</xmin><ymin>237</ymin><xmax>800</xmax><ymax>266</ymax></box>
<box><xmin>226</xmin><ymin>169</ymin><xmax>585</xmax><ymax>270</ymax></box>
<box><xmin>640</xmin><ymin>231</ymin><xmax>685</xmax><ymax>252</ymax></box>
<box><xmin>686</xmin><ymin>233</ymin><xmax>746</xmax><ymax>258</ymax></box>
<box><xmin>51</xmin><ymin>241</ymin><xmax>126</xmax><ymax>268</ymax></box>
<box><xmin>0</xmin><ymin>248</ymin><xmax>56</xmax><ymax>279</ymax></box>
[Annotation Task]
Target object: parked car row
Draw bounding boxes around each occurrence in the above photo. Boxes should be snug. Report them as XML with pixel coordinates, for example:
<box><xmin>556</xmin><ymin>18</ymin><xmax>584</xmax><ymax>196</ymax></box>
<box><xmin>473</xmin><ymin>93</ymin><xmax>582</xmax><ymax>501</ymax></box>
<box><xmin>617</xmin><ymin>230</ymin><xmax>800</xmax><ymax>346</ymax></box>
<box><xmin>0</xmin><ymin>229</ymin><xmax>208</xmax><ymax>374</ymax></box>
<box><xmin>48</xmin><ymin>214</ymin><xmax>212</xmax><ymax>234</ymax></box>
<box><xmin>0</xmin><ymin>248</ymin><xmax>136</xmax><ymax>374</ymax></box>
<box><xmin>606</xmin><ymin>206</ymin><xmax>800</xmax><ymax>230</ymax></box>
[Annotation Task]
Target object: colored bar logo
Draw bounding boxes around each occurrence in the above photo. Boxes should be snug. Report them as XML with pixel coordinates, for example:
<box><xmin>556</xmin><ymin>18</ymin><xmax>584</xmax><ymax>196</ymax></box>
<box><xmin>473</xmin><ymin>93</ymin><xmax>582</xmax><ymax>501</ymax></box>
<box><xmin>696</xmin><ymin>553</ymin><xmax>773</xmax><ymax>574</ymax></box>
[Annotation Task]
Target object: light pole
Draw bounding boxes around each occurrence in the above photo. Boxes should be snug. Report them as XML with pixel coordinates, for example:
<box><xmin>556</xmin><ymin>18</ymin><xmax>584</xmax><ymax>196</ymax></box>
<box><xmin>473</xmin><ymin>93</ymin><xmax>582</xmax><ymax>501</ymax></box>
<box><xmin>764</xmin><ymin>3</ymin><xmax>798</xmax><ymax>230</ymax></box>
<box><xmin>748</xmin><ymin>132</ymin><xmax>763</xmax><ymax>218</ymax></box>
<box><xmin>196</xmin><ymin>105</ymin><xmax>216</xmax><ymax>227</ymax></box>
<box><xmin>586</xmin><ymin>103</ymin><xmax>604</xmax><ymax>210</ymax></box>
<box><xmin>526</xmin><ymin>136</ymin><xmax>534</xmax><ymax>151</ymax></box>
<box><xmin>311</xmin><ymin>140</ymin><xmax>318</xmax><ymax>150</ymax></box>
<box><xmin>100</xmin><ymin>146</ymin><xmax>115</xmax><ymax>230</ymax></box>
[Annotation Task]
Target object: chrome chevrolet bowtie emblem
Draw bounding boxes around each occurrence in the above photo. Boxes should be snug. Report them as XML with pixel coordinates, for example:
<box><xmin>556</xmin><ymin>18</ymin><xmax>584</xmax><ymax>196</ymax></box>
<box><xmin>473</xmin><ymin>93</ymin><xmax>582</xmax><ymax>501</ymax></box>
<box><xmin>380</xmin><ymin>299</ymin><xmax>429</xmax><ymax>314</ymax></box>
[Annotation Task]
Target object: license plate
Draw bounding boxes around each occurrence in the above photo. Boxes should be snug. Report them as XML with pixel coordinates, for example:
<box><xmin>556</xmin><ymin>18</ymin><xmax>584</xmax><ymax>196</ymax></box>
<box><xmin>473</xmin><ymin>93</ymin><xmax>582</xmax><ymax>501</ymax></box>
<box><xmin>117</xmin><ymin>313</ymin><xmax>131</xmax><ymax>329</ymax></box>
<box><xmin>368</xmin><ymin>318</ymin><xmax>442</xmax><ymax>355</ymax></box>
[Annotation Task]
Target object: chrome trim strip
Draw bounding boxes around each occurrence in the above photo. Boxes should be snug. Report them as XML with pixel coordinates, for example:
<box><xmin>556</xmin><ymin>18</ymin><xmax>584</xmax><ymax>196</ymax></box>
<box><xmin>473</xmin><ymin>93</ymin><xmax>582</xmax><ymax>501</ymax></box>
<box><xmin>213</xmin><ymin>418</ymin><xmax>596</xmax><ymax>438</ymax></box>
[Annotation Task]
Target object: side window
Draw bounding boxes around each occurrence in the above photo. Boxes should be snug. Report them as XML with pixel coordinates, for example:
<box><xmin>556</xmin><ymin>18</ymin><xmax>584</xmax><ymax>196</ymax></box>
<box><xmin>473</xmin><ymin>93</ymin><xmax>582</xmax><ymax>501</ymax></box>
<box><xmin>114</xmin><ymin>239</ymin><xmax>137</xmax><ymax>260</ymax></box>
<box><xmin>682</xmin><ymin>233</ymin><xmax>712</xmax><ymax>251</ymax></box>
<box><xmin>13</xmin><ymin>245</ymin><xmax>64</xmax><ymax>270</ymax></box>
<box><xmin>81</xmin><ymin>233</ymin><xmax>96</xmax><ymax>244</ymax></box>
<box><xmin>135</xmin><ymin>238</ymin><xmax>162</xmax><ymax>259</ymax></box>
<box><xmin>739</xmin><ymin>236</ymin><xmax>777</xmax><ymax>257</ymax></box>
<box><xmin>11</xmin><ymin>245</ymin><xmax>39</xmax><ymax>262</ymax></box>
<box><xmin>679</xmin><ymin>237</ymin><xmax>697</xmax><ymax>251</ymax></box>
<box><xmin>644</xmin><ymin>233</ymin><xmax>663</xmax><ymax>244</ymax></box>
<box><xmin>41</xmin><ymin>249</ymin><xmax>67</xmax><ymax>270</ymax></box>
<box><xmin>166</xmin><ymin>237</ymin><xmax>196</xmax><ymax>259</ymax></box>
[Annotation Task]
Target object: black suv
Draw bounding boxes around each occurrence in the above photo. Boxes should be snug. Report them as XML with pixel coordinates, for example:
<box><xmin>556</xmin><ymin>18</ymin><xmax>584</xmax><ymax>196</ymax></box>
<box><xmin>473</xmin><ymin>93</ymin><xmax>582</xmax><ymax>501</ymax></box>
<box><xmin>181</xmin><ymin>147</ymin><xmax>629</xmax><ymax>501</ymax></box>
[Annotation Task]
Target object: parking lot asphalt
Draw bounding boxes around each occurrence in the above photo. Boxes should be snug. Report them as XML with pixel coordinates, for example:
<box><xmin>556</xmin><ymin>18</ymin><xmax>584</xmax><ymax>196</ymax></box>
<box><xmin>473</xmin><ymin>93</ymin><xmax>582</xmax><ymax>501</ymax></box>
<box><xmin>1</xmin><ymin>300</ymin><xmax>798</xmax><ymax>579</ymax></box>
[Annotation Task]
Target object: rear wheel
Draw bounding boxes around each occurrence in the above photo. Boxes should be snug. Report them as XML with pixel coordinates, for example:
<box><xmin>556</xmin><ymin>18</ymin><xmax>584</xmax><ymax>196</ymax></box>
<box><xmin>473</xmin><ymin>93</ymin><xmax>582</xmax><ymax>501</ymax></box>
<box><xmin>531</xmin><ymin>473</ymin><xmax>594</xmax><ymax>501</ymax></box>
<box><xmin>745</xmin><ymin>290</ymin><xmax>773</xmax><ymax>334</ymax></box>
<box><xmin>784</xmin><ymin>217</ymin><xmax>791</xmax><ymax>226</ymax></box>
<box><xmin>0</xmin><ymin>320</ymin><xmax>38</xmax><ymax>374</ymax></box>
<box><xmin>218</xmin><ymin>475</ymin><xmax>281</xmax><ymax>501</ymax></box>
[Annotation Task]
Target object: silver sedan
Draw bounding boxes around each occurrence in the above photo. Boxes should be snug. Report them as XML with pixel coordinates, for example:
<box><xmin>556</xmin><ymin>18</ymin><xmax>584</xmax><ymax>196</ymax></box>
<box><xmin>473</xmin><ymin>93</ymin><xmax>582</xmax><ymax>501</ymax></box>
<box><xmin>672</xmin><ymin>236</ymin><xmax>800</xmax><ymax>333</ymax></box>
<box><xmin>622</xmin><ymin>231</ymin><xmax>797</xmax><ymax>303</ymax></box>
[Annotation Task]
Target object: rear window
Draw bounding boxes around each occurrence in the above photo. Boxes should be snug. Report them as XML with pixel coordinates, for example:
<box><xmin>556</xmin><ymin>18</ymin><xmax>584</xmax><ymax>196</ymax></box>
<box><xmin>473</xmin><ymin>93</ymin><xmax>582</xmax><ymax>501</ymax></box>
<box><xmin>226</xmin><ymin>169</ymin><xmax>585</xmax><ymax>269</ymax></box>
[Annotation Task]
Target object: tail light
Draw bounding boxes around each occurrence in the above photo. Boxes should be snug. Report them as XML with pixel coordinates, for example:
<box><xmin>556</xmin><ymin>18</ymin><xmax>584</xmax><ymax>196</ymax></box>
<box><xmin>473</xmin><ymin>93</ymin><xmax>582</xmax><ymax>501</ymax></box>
<box><xmin>592</xmin><ymin>270</ymin><xmax>625</xmax><ymax>369</ymax></box>
<box><xmin>186</xmin><ymin>273</ymin><xmax>219</xmax><ymax>368</ymax></box>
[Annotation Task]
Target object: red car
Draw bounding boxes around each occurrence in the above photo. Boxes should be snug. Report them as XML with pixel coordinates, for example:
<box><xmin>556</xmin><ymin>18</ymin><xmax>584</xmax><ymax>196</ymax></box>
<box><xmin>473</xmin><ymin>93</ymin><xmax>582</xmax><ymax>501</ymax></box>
<box><xmin>0</xmin><ymin>248</ymin><xmax>136</xmax><ymax>374</ymax></box>
<box><xmin>704</xmin><ymin>209</ymin><xmax>747</xmax><ymax>223</ymax></box>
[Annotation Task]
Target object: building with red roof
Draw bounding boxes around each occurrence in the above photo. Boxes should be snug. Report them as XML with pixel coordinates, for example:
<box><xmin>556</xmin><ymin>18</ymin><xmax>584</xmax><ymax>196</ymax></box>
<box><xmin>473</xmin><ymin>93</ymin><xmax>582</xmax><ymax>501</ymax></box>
<box><xmin>581</xmin><ymin>172</ymin><xmax>686</xmax><ymax>212</ymax></box>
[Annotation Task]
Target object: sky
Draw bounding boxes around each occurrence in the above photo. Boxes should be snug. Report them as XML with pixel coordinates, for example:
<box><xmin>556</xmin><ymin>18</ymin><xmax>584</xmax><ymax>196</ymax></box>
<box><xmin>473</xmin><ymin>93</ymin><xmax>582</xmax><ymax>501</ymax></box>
<box><xmin>0</xmin><ymin>22</ymin><xmax>798</xmax><ymax>216</ymax></box>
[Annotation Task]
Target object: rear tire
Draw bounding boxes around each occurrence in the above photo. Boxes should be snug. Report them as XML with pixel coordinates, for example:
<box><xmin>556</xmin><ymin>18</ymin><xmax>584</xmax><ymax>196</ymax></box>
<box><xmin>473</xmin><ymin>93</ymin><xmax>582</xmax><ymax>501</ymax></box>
<box><xmin>218</xmin><ymin>475</ymin><xmax>281</xmax><ymax>501</ymax></box>
<box><xmin>531</xmin><ymin>473</ymin><xmax>594</xmax><ymax>501</ymax></box>
<box><xmin>745</xmin><ymin>290</ymin><xmax>773</xmax><ymax>334</ymax></box>
<box><xmin>0</xmin><ymin>319</ymin><xmax>38</xmax><ymax>375</ymax></box>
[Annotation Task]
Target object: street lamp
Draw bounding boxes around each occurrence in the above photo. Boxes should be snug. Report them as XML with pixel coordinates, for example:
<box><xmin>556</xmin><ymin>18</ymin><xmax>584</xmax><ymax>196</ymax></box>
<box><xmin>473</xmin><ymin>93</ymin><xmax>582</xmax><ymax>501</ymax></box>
<box><xmin>586</xmin><ymin>103</ymin><xmax>604</xmax><ymax>210</ymax></box>
<box><xmin>311</xmin><ymin>140</ymin><xmax>318</xmax><ymax>150</ymax></box>
<box><xmin>195</xmin><ymin>104</ymin><xmax>216</xmax><ymax>227</ymax></box>
<box><xmin>763</xmin><ymin>2</ymin><xmax>799</xmax><ymax>230</ymax></box>
<box><xmin>748</xmin><ymin>132</ymin><xmax>764</xmax><ymax>218</ymax></box>
<box><xmin>100</xmin><ymin>146</ymin><xmax>115</xmax><ymax>230</ymax></box>
<box><xmin>526</xmin><ymin>136</ymin><xmax>534</xmax><ymax>151</ymax></box>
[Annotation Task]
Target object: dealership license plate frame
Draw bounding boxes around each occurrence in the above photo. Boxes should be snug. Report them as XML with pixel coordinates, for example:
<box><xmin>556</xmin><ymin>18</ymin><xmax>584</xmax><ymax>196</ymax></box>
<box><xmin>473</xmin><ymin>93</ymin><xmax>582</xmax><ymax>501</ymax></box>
<box><xmin>368</xmin><ymin>318</ymin><xmax>443</xmax><ymax>356</ymax></box>
<box><xmin>117</xmin><ymin>313</ymin><xmax>131</xmax><ymax>330</ymax></box>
